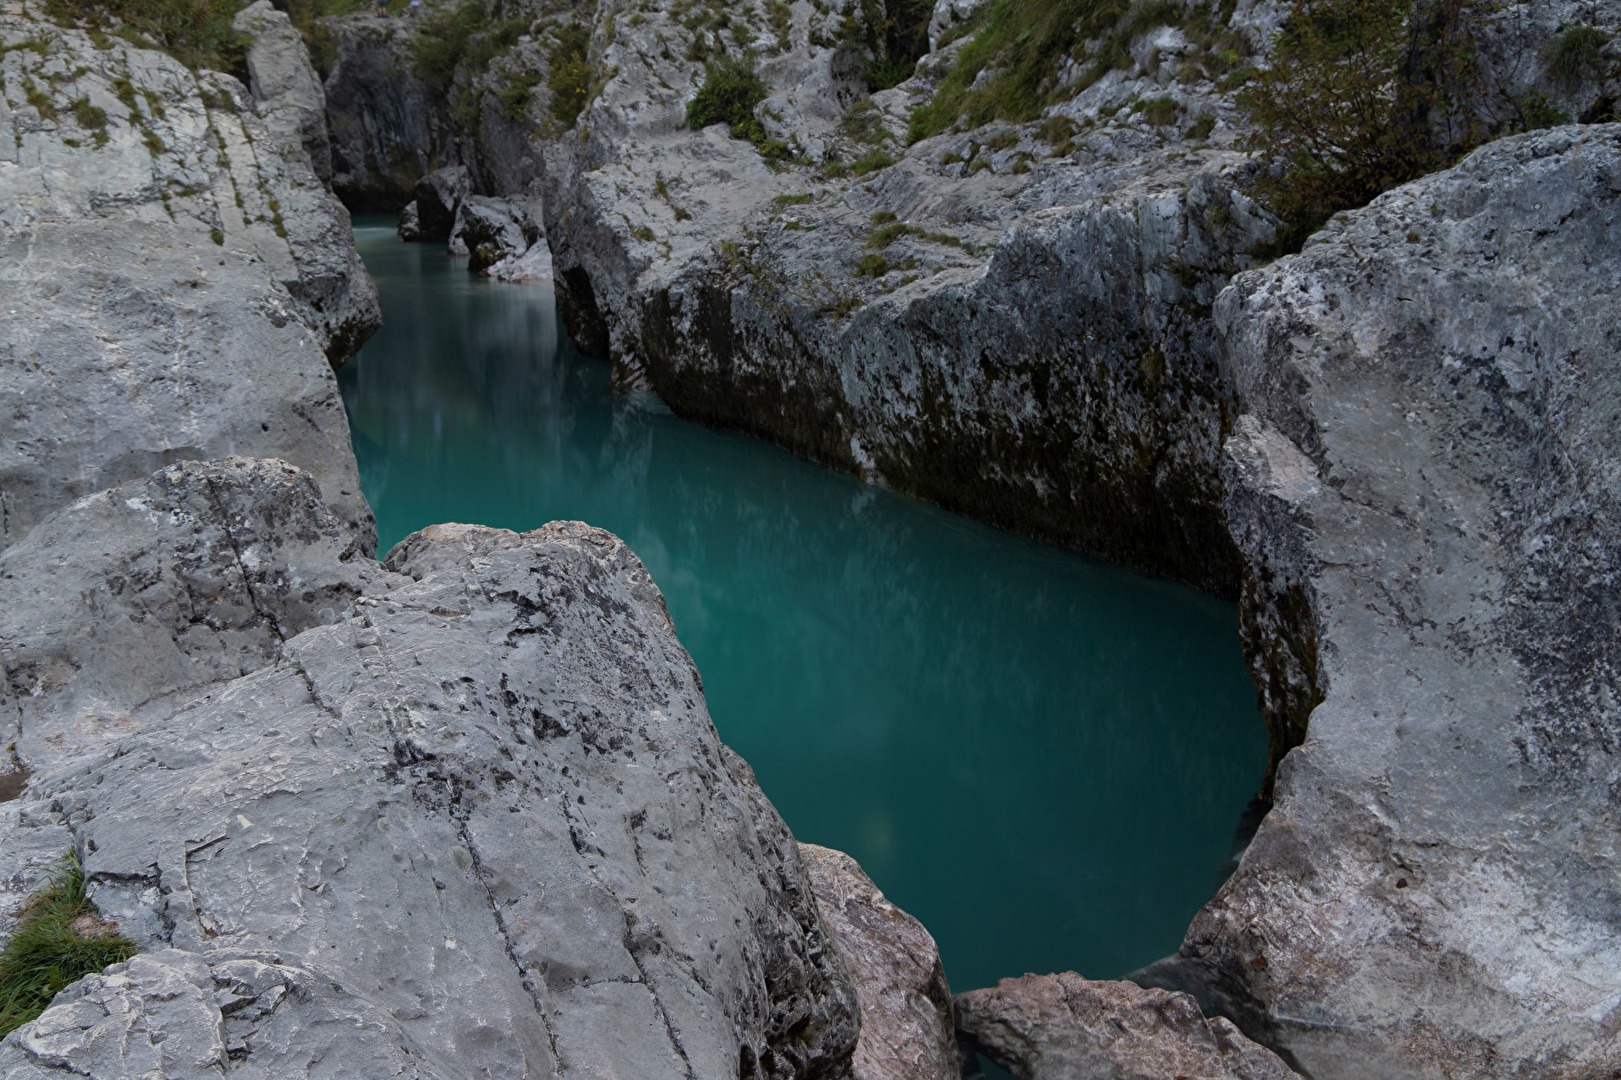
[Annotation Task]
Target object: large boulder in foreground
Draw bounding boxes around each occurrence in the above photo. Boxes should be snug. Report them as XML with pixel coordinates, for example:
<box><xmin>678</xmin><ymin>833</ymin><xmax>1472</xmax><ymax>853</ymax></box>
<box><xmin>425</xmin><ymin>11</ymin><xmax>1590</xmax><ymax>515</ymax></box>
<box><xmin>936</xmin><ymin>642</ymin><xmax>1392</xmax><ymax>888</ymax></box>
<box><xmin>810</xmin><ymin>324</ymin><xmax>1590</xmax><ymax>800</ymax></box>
<box><xmin>0</xmin><ymin>470</ymin><xmax>860</xmax><ymax>1078</ymax></box>
<box><xmin>956</xmin><ymin>973</ymin><xmax>1299</xmax><ymax>1080</ymax></box>
<box><xmin>0</xmin><ymin>10</ymin><xmax>377</xmax><ymax>550</ymax></box>
<box><xmin>800</xmin><ymin>844</ymin><xmax>961</xmax><ymax>1080</ymax></box>
<box><xmin>1171</xmin><ymin>125</ymin><xmax>1621</xmax><ymax>1078</ymax></box>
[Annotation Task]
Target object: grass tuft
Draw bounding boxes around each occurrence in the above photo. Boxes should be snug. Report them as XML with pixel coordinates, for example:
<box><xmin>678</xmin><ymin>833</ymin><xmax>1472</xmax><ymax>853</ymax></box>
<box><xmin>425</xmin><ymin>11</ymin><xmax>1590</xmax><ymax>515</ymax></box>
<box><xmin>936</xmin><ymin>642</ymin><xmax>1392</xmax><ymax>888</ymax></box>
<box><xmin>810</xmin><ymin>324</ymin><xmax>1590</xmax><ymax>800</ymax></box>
<box><xmin>0</xmin><ymin>853</ymin><xmax>137</xmax><ymax>1038</ymax></box>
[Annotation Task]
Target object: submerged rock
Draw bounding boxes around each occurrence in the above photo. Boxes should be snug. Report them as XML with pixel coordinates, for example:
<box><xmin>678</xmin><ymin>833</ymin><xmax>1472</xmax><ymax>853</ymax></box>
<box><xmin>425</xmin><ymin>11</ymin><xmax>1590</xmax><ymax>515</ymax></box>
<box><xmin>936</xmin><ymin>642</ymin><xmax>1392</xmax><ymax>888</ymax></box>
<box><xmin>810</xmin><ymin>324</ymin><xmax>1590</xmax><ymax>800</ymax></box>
<box><xmin>801</xmin><ymin>844</ymin><xmax>961</xmax><ymax>1080</ymax></box>
<box><xmin>956</xmin><ymin>973</ymin><xmax>1299</xmax><ymax>1080</ymax></box>
<box><xmin>1169</xmin><ymin>125</ymin><xmax>1621</xmax><ymax>1078</ymax></box>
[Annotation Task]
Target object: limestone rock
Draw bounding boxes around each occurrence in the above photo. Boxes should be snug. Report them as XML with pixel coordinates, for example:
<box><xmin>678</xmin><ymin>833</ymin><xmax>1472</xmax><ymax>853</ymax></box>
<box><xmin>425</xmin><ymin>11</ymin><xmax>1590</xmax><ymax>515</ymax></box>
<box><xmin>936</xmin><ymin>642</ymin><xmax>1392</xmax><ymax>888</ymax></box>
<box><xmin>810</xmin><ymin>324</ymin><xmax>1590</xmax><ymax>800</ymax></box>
<box><xmin>800</xmin><ymin>844</ymin><xmax>961</xmax><ymax>1080</ymax></box>
<box><xmin>452</xmin><ymin>194</ymin><xmax>545</xmax><ymax>276</ymax></box>
<box><xmin>956</xmin><ymin>973</ymin><xmax>1299</xmax><ymax>1080</ymax></box>
<box><xmin>0</xmin><ymin>949</ymin><xmax>435</xmax><ymax>1079</ymax></box>
<box><xmin>397</xmin><ymin>198</ymin><xmax>423</xmax><ymax>240</ymax></box>
<box><xmin>234</xmin><ymin>0</ymin><xmax>332</xmax><ymax>182</ymax></box>
<box><xmin>415</xmin><ymin>163</ymin><xmax>472</xmax><ymax>242</ymax></box>
<box><xmin>0</xmin><ymin>459</ymin><xmax>398</xmax><ymax>766</ymax></box>
<box><xmin>321</xmin><ymin>14</ymin><xmax>453</xmax><ymax>210</ymax></box>
<box><xmin>1173</xmin><ymin>125</ymin><xmax>1621</xmax><ymax>1079</ymax></box>
<box><xmin>537</xmin><ymin>0</ymin><xmax>1272</xmax><ymax>593</ymax></box>
<box><xmin>0</xmin><ymin>9</ymin><xmax>377</xmax><ymax>549</ymax></box>
<box><xmin>0</xmin><ymin>505</ymin><xmax>860</xmax><ymax>1078</ymax></box>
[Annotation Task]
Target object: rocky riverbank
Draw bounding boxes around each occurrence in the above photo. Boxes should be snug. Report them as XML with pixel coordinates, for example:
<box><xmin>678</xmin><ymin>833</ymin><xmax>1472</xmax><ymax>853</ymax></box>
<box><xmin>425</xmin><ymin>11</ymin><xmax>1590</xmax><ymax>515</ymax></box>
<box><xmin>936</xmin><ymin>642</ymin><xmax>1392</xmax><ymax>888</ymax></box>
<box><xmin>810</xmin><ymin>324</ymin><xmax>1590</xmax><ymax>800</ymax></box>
<box><xmin>0</xmin><ymin>3</ymin><xmax>957</xmax><ymax>1075</ymax></box>
<box><xmin>318</xmin><ymin>0</ymin><xmax>1621</xmax><ymax>1075</ymax></box>
<box><xmin>2</xmin><ymin>0</ymin><xmax>1619</xmax><ymax>1075</ymax></box>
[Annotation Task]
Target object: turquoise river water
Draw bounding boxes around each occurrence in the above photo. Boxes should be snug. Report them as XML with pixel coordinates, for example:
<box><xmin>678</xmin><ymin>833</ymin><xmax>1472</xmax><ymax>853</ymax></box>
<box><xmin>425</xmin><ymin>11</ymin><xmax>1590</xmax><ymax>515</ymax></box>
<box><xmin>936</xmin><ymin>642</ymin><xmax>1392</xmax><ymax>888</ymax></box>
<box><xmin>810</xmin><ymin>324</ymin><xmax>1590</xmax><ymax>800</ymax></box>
<box><xmin>337</xmin><ymin>221</ymin><xmax>1267</xmax><ymax>994</ymax></box>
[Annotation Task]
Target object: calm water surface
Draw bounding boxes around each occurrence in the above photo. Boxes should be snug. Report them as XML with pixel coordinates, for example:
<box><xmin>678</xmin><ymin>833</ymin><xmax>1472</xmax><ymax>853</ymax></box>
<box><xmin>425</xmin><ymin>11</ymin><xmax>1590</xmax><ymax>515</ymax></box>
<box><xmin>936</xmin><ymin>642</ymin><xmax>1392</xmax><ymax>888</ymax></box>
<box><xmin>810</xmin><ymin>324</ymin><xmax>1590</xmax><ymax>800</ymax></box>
<box><xmin>338</xmin><ymin>221</ymin><xmax>1266</xmax><ymax>992</ymax></box>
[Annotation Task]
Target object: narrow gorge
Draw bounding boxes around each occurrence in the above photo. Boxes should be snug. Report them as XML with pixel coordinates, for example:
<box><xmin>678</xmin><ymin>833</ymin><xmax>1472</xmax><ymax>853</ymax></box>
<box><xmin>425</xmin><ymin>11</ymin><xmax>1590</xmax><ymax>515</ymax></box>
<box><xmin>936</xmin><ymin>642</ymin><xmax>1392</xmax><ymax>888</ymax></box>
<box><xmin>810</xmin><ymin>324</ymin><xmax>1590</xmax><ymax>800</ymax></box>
<box><xmin>0</xmin><ymin>0</ymin><xmax>1616</xmax><ymax>1077</ymax></box>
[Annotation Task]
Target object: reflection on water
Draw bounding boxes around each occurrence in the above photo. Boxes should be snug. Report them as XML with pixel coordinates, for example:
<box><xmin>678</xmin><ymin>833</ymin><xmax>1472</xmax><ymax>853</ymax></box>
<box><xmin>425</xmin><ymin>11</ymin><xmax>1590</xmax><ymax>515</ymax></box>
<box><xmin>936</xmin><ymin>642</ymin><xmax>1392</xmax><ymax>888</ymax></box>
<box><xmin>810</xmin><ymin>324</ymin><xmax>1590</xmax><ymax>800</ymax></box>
<box><xmin>338</xmin><ymin>221</ymin><xmax>1267</xmax><ymax>992</ymax></box>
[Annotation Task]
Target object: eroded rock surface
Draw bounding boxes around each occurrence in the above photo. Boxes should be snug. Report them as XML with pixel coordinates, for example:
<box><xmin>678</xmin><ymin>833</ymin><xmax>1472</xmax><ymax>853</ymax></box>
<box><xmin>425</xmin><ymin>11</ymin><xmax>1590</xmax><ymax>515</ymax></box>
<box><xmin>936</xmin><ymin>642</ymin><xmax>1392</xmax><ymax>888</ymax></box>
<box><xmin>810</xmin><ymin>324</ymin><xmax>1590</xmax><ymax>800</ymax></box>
<box><xmin>0</xmin><ymin>2</ymin><xmax>378</xmax><ymax>548</ymax></box>
<box><xmin>1170</xmin><ymin>125</ymin><xmax>1621</xmax><ymax>1079</ymax></box>
<box><xmin>0</xmin><ymin>459</ymin><xmax>396</xmax><ymax>766</ymax></box>
<box><xmin>0</xmin><ymin>474</ymin><xmax>860</xmax><ymax>1077</ymax></box>
<box><xmin>956</xmin><ymin>972</ymin><xmax>1299</xmax><ymax>1080</ymax></box>
<box><xmin>801</xmin><ymin>844</ymin><xmax>960</xmax><ymax>1080</ymax></box>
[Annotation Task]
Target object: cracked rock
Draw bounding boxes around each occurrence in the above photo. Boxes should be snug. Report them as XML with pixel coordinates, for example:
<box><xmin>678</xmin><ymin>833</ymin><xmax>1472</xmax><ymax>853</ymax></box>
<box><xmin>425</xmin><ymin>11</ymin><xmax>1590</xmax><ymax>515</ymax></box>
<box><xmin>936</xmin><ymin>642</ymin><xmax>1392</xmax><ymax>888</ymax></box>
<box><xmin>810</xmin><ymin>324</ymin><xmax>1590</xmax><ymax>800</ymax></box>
<box><xmin>956</xmin><ymin>972</ymin><xmax>1299</xmax><ymax>1080</ymax></box>
<box><xmin>0</xmin><ymin>502</ymin><xmax>859</xmax><ymax>1078</ymax></box>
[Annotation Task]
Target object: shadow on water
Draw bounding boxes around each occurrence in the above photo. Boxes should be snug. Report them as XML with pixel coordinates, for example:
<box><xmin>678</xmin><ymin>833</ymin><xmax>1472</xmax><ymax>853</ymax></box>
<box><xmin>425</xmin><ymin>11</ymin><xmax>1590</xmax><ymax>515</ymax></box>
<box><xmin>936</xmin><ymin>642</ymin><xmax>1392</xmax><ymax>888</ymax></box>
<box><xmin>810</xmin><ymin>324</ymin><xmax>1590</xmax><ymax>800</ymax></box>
<box><xmin>338</xmin><ymin>221</ymin><xmax>1268</xmax><ymax>993</ymax></box>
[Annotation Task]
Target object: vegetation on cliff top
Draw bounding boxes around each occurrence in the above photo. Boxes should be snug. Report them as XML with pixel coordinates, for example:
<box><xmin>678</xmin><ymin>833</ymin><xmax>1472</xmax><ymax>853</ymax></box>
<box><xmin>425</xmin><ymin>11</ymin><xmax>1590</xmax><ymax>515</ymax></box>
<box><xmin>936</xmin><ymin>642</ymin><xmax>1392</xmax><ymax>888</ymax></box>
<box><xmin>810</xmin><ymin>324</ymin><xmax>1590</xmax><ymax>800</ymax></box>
<box><xmin>41</xmin><ymin>0</ymin><xmax>248</xmax><ymax>70</ymax></box>
<box><xmin>906</xmin><ymin>0</ymin><xmax>1251</xmax><ymax>141</ymax></box>
<box><xmin>39</xmin><ymin>0</ymin><xmax>366</xmax><ymax>71</ymax></box>
<box><xmin>0</xmin><ymin>854</ymin><xmax>136</xmax><ymax>1038</ymax></box>
<box><xmin>1239</xmin><ymin>0</ymin><xmax>1613</xmax><ymax>242</ymax></box>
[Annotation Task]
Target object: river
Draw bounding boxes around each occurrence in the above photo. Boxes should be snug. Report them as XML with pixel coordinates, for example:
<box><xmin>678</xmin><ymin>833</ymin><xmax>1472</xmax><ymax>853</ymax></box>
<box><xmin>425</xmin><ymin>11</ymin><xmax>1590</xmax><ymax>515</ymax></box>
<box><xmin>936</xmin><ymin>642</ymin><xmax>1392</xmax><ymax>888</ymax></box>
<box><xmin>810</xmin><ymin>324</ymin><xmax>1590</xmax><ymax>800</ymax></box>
<box><xmin>337</xmin><ymin>220</ymin><xmax>1267</xmax><ymax>994</ymax></box>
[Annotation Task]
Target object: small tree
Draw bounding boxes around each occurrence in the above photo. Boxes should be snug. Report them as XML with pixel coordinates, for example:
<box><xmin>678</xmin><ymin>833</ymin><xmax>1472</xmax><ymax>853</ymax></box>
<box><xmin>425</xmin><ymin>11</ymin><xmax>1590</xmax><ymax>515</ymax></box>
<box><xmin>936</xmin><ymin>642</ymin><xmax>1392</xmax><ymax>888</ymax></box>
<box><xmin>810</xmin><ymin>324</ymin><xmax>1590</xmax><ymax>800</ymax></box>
<box><xmin>1238</xmin><ymin>0</ymin><xmax>1483</xmax><ymax>238</ymax></box>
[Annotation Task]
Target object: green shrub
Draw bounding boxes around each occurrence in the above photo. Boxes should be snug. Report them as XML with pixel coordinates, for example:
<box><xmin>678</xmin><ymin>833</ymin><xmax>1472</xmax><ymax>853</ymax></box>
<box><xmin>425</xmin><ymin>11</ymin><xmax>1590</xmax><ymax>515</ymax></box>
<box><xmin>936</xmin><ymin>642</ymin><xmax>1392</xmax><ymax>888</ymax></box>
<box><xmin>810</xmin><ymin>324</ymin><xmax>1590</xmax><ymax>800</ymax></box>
<box><xmin>686</xmin><ymin>55</ymin><xmax>767</xmax><ymax>133</ymax></box>
<box><xmin>547</xmin><ymin>20</ymin><xmax>592</xmax><ymax>129</ymax></box>
<box><xmin>412</xmin><ymin>1</ymin><xmax>530</xmax><ymax>97</ymax></box>
<box><xmin>1237</xmin><ymin>0</ymin><xmax>1483</xmax><ymax>241</ymax></box>
<box><xmin>71</xmin><ymin>96</ymin><xmax>106</xmax><ymax>130</ymax></box>
<box><xmin>907</xmin><ymin>0</ymin><xmax>1148</xmax><ymax>140</ymax></box>
<box><xmin>41</xmin><ymin>0</ymin><xmax>246</xmax><ymax>73</ymax></box>
<box><xmin>855</xmin><ymin>252</ymin><xmax>892</xmax><ymax>276</ymax></box>
<box><xmin>0</xmin><ymin>854</ymin><xmax>137</xmax><ymax>1038</ymax></box>
<box><xmin>1544</xmin><ymin>24</ymin><xmax>1610</xmax><ymax>89</ymax></box>
<box><xmin>1135</xmin><ymin>95</ymin><xmax>1179</xmax><ymax>125</ymax></box>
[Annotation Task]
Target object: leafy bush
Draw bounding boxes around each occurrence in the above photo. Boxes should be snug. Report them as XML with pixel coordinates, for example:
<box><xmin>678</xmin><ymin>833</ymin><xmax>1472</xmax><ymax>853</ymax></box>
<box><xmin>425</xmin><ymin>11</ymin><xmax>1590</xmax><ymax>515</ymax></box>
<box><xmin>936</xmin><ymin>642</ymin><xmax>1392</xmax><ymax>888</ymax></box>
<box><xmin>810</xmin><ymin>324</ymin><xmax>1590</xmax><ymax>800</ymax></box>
<box><xmin>41</xmin><ymin>0</ymin><xmax>247</xmax><ymax>72</ymax></box>
<box><xmin>0</xmin><ymin>854</ymin><xmax>136</xmax><ymax>1038</ymax></box>
<box><xmin>412</xmin><ymin>0</ymin><xmax>530</xmax><ymax>97</ymax></box>
<box><xmin>686</xmin><ymin>55</ymin><xmax>767</xmax><ymax>133</ymax></box>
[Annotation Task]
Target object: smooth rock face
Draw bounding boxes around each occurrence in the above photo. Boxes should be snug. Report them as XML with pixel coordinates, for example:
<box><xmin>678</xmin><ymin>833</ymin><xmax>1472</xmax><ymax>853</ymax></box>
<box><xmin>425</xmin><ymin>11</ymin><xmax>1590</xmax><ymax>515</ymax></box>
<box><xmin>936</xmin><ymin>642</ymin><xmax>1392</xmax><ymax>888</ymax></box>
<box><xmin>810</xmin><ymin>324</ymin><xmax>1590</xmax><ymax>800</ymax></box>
<box><xmin>0</xmin><ymin>458</ymin><xmax>396</xmax><ymax>766</ymax></box>
<box><xmin>321</xmin><ymin>15</ymin><xmax>459</xmax><ymax>211</ymax></box>
<box><xmin>0</xmin><ymin>486</ymin><xmax>860</xmax><ymax>1078</ymax></box>
<box><xmin>956</xmin><ymin>973</ymin><xmax>1299</xmax><ymax>1080</ymax></box>
<box><xmin>533</xmin><ymin>0</ymin><xmax>1271</xmax><ymax>593</ymax></box>
<box><xmin>0</xmin><ymin>7</ymin><xmax>377</xmax><ymax>548</ymax></box>
<box><xmin>1174</xmin><ymin>125</ymin><xmax>1621</xmax><ymax>1079</ymax></box>
<box><xmin>235</xmin><ymin>0</ymin><xmax>332</xmax><ymax>182</ymax></box>
<box><xmin>800</xmin><ymin>844</ymin><xmax>961</xmax><ymax>1080</ymax></box>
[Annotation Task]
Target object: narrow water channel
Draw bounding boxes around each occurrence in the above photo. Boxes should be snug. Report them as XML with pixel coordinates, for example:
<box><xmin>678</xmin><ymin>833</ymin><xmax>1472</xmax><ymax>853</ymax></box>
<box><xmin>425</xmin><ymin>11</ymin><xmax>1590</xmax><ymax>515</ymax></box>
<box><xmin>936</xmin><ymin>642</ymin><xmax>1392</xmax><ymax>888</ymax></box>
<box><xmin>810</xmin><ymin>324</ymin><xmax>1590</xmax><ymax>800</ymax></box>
<box><xmin>337</xmin><ymin>220</ymin><xmax>1267</xmax><ymax>993</ymax></box>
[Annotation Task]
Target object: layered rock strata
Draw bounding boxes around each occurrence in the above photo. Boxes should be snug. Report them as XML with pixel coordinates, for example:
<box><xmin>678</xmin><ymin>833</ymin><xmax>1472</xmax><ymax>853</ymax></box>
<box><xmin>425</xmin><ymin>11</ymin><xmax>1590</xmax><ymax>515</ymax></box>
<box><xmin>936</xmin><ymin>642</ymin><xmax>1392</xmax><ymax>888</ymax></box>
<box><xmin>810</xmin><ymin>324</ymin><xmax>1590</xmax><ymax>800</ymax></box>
<box><xmin>1167</xmin><ymin>124</ymin><xmax>1621</xmax><ymax>1079</ymax></box>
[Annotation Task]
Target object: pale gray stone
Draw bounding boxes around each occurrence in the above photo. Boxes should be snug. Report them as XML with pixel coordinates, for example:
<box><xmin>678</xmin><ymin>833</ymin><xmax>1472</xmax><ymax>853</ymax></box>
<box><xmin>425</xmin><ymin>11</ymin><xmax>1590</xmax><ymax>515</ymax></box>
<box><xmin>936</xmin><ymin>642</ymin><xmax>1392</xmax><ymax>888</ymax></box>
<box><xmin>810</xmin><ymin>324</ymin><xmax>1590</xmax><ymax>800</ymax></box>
<box><xmin>0</xmin><ymin>9</ymin><xmax>378</xmax><ymax>549</ymax></box>
<box><xmin>0</xmin><ymin>503</ymin><xmax>860</xmax><ymax>1078</ymax></box>
<box><xmin>235</xmin><ymin>0</ymin><xmax>332</xmax><ymax>182</ymax></box>
<box><xmin>957</xmin><ymin>973</ymin><xmax>1299</xmax><ymax>1080</ymax></box>
<box><xmin>0</xmin><ymin>458</ymin><xmax>398</xmax><ymax>766</ymax></box>
<box><xmin>1172</xmin><ymin>124</ymin><xmax>1621</xmax><ymax>1080</ymax></box>
<box><xmin>801</xmin><ymin>844</ymin><xmax>961</xmax><ymax>1080</ymax></box>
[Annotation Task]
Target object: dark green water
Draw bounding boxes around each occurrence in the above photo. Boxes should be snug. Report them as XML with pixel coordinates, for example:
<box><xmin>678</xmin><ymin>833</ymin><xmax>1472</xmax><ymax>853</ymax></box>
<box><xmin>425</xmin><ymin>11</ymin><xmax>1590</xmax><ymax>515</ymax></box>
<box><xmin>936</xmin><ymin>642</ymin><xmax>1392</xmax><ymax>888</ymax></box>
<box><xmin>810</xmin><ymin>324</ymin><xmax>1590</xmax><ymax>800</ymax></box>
<box><xmin>337</xmin><ymin>221</ymin><xmax>1267</xmax><ymax>993</ymax></box>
